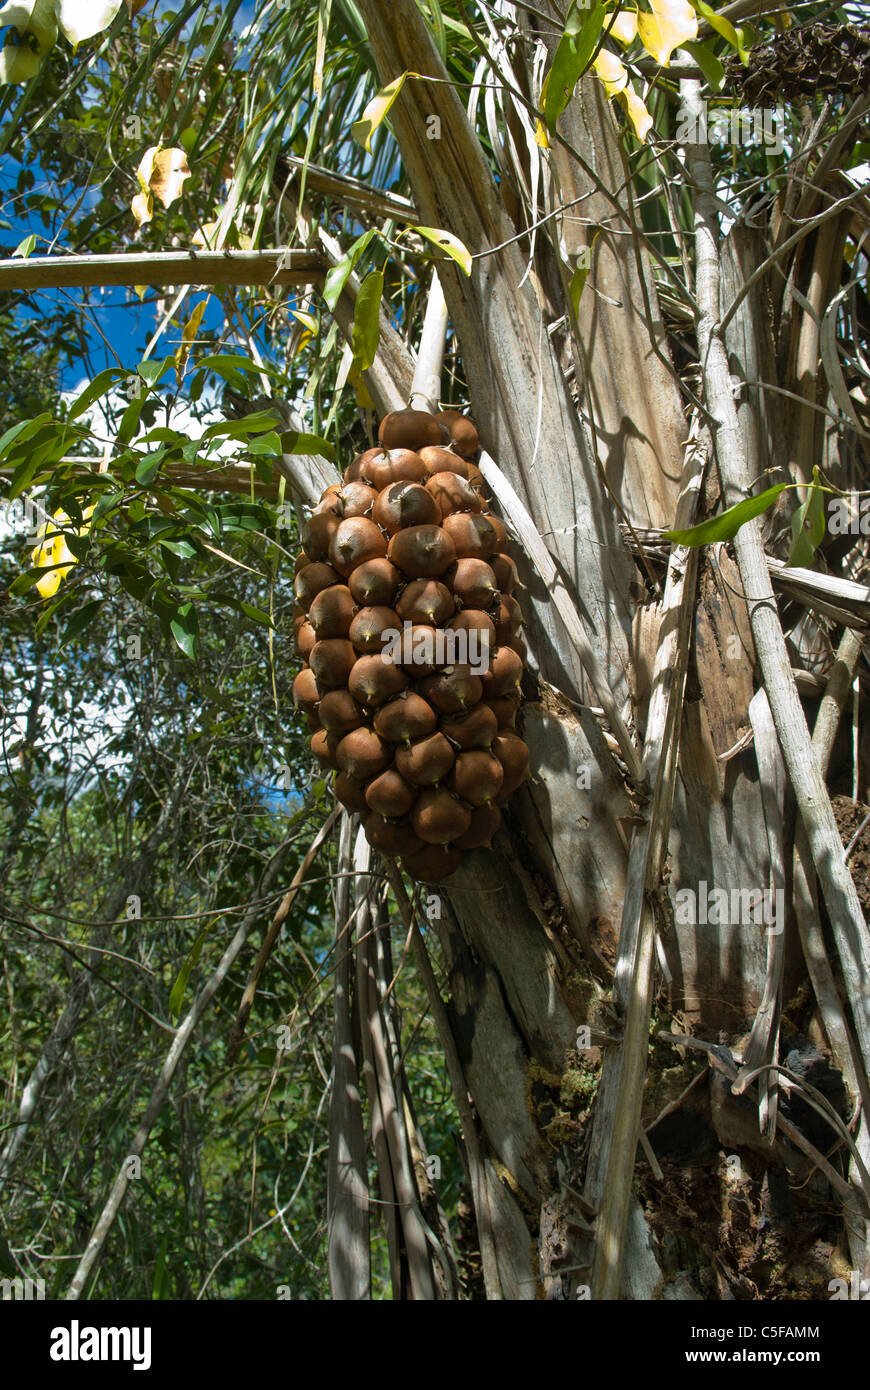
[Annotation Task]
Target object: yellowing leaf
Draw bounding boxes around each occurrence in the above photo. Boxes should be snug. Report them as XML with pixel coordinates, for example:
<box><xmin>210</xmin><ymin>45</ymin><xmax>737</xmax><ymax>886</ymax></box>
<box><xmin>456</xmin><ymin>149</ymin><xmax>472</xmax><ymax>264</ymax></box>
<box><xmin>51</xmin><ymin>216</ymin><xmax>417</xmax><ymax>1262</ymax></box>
<box><xmin>0</xmin><ymin>0</ymin><xmax>58</xmax><ymax>84</ymax></box>
<box><xmin>636</xmin><ymin>0</ymin><xmax>697</xmax><ymax>66</ymax></box>
<box><xmin>56</xmin><ymin>0</ymin><xmax>123</xmax><ymax>44</ymax></box>
<box><xmin>30</xmin><ymin>505</ymin><xmax>94</xmax><ymax>599</ymax></box>
<box><xmin>148</xmin><ymin>147</ymin><xmax>191</xmax><ymax>209</ymax></box>
<box><xmin>617</xmin><ymin>86</ymin><xmax>653</xmax><ymax>140</ymax></box>
<box><xmin>131</xmin><ymin>189</ymin><xmax>153</xmax><ymax>226</ymax></box>
<box><xmin>411</xmin><ymin>225</ymin><xmax>473</xmax><ymax>275</ymax></box>
<box><xmin>351</xmin><ymin>72</ymin><xmax>410</xmax><ymax>151</ymax></box>
<box><xmin>534</xmin><ymin>117</ymin><xmax>550</xmax><ymax>148</ymax></box>
<box><xmin>593</xmin><ymin>48</ymin><xmax>628</xmax><ymax>96</ymax></box>
<box><xmin>611</xmin><ymin>10</ymin><xmax>639</xmax><ymax>43</ymax></box>
<box><xmin>132</xmin><ymin>145</ymin><xmax>190</xmax><ymax>226</ymax></box>
<box><xmin>192</xmin><ymin>220</ymin><xmax>219</xmax><ymax>249</ymax></box>
<box><xmin>176</xmin><ymin>298</ymin><xmax>208</xmax><ymax>382</ymax></box>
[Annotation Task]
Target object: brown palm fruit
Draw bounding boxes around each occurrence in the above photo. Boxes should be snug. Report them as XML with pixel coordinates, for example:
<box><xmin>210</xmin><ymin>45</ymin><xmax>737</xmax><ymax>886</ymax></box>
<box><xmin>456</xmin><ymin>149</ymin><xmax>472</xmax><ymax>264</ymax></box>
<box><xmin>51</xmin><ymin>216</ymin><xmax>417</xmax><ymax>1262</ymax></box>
<box><xmin>401</xmin><ymin>843</ymin><xmax>463</xmax><ymax>882</ymax></box>
<box><xmin>395</xmin><ymin>732</ymin><xmax>455</xmax><ymax>786</ymax></box>
<box><xmin>372</xmin><ymin>480</ymin><xmax>439</xmax><ymax>533</ymax></box>
<box><xmin>309</xmin><ymin>638</ymin><xmax>356</xmax><ymax>689</ymax></box>
<box><xmin>493</xmin><ymin>729</ymin><xmax>530</xmax><ymax>800</ymax></box>
<box><xmin>480</xmin><ymin>646</ymin><xmax>524</xmax><ymax>699</ymax></box>
<box><xmin>396</xmin><ymin>578</ymin><xmax>454</xmax><ymax>626</ymax></box>
<box><xmin>453</xmin><ymin>803</ymin><xmax>501</xmax><ymax>849</ymax></box>
<box><xmin>440</xmin><ymin>703</ymin><xmax>498</xmax><ymax>749</ymax></box>
<box><xmin>450</xmin><ymin>558</ymin><xmax>498</xmax><ymax>608</ymax></box>
<box><xmin>295</xmin><ymin>561</ymin><xmax>341</xmax><ymax>607</ymax></box>
<box><xmin>348</xmin><ymin>653</ymin><xmax>408</xmax><ymax>707</ymax></box>
<box><xmin>318</xmin><ymin>689</ymin><xmax>365</xmax><ymax>737</ymax></box>
<box><xmin>490</xmin><ymin>553</ymin><xmax>518</xmax><ymax>595</ymax></box>
<box><xmin>335</xmin><ymin>481</ymin><xmax>378</xmax><ymax>517</ymax></box>
<box><xmin>309</xmin><ymin>584</ymin><xmax>356</xmax><ymax>639</ymax></box>
<box><xmin>296</xmin><ymin>620</ymin><xmax>316</xmax><ymax>660</ymax></box>
<box><xmin>365</xmin><ymin>448</ymin><xmax>428</xmax><ymax>491</ymax></box>
<box><xmin>418</xmin><ymin>445</ymin><xmax>469</xmax><ymax>479</ymax></box>
<box><xmin>466</xmin><ymin>463</ymin><xmax>488</xmax><ymax>494</ymax></box>
<box><xmin>379</xmin><ymin>410</ymin><xmax>442</xmax><ymax>451</ymax></box>
<box><xmin>348</xmin><ymin>557</ymin><xmax>402</xmax><ymax>607</ymax></box>
<box><xmin>344</xmin><ymin>447</ymin><xmax>382</xmax><ymax>483</ymax></box>
<box><xmin>365</xmin><ymin>768</ymin><xmax>417</xmax><ymax>818</ymax></box>
<box><xmin>311</xmin><ymin>729</ymin><xmax>340</xmax><ymax>769</ymax></box>
<box><xmin>442</xmin><ymin>511</ymin><xmax>499</xmax><ymax>560</ymax></box>
<box><xmin>363</xmin><ymin>813</ymin><xmax>424</xmax><ymax>857</ymax></box>
<box><xmin>374</xmin><ymin>692</ymin><xmax>438</xmax><ymax>742</ymax></box>
<box><xmin>388</xmin><ymin>524</ymin><xmax>456</xmax><ymax>578</ymax></box>
<box><xmin>412</xmin><ymin>787</ymin><xmax>472</xmax><ymax>844</ymax></box>
<box><xmin>313</xmin><ymin>486</ymin><xmax>341</xmax><ymax>516</ymax></box>
<box><xmin>418</xmin><ymin>664</ymin><xmax>483</xmax><ymax>714</ymax></box>
<box><xmin>447</xmin><ymin>609</ymin><xmax>496</xmax><ymax>644</ymax></box>
<box><xmin>336</xmin><ymin>727</ymin><xmax>392</xmax><ymax>781</ymax></box>
<box><xmin>348</xmin><ymin>606</ymin><xmax>401</xmax><ymax>654</ymax></box>
<box><xmin>436</xmin><ymin>410</ymin><xmax>479</xmax><ymax>458</ymax></box>
<box><xmin>446</xmin><ymin>750</ymin><xmax>504</xmax><ymax>806</ymax></box>
<box><xmin>494</xmin><ymin>594</ymin><xmax>523</xmax><ymax>639</ymax></box>
<box><xmin>485</xmin><ymin>696</ymin><xmax>520</xmax><ymax>729</ymax></box>
<box><xmin>426</xmin><ymin>472</ymin><xmax>482</xmax><ymax>518</ymax></box>
<box><xmin>293</xmin><ymin>407</ymin><xmax>527</xmax><ymax>883</ymax></box>
<box><xmin>334</xmin><ymin>771</ymin><xmax>369</xmax><ymax>813</ymax></box>
<box><xmin>301</xmin><ymin>510</ymin><xmax>340</xmax><ymax>562</ymax></box>
<box><xmin>329</xmin><ymin>516</ymin><xmax>387</xmax><ymax>576</ymax></box>
<box><xmin>398</xmin><ymin>624</ymin><xmax>446</xmax><ymax>677</ymax></box>
<box><xmin>293</xmin><ymin>666</ymin><xmax>321</xmax><ymax>716</ymax></box>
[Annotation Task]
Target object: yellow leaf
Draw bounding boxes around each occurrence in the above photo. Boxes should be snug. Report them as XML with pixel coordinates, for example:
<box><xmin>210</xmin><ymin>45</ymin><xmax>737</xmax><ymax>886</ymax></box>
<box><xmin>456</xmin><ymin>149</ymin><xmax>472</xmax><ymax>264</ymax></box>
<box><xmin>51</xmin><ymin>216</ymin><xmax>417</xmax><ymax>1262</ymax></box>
<box><xmin>534</xmin><ymin>116</ymin><xmax>550</xmax><ymax>148</ymax></box>
<box><xmin>30</xmin><ymin>506</ymin><xmax>94</xmax><ymax>599</ymax></box>
<box><xmin>192</xmin><ymin>220</ymin><xmax>219</xmax><ymax>249</ymax></box>
<box><xmin>593</xmin><ymin>48</ymin><xmax>628</xmax><ymax>97</ymax></box>
<box><xmin>351</xmin><ymin>72</ymin><xmax>409</xmax><ymax>152</ymax></box>
<box><xmin>148</xmin><ymin>147</ymin><xmax>191</xmax><ymax>209</ymax></box>
<box><xmin>131</xmin><ymin>189</ymin><xmax>153</xmax><ymax>227</ymax></box>
<box><xmin>611</xmin><ymin>9</ymin><xmax>639</xmax><ymax>44</ymax></box>
<box><xmin>617</xmin><ymin>86</ymin><xmax>653</xmax><ymax>140</ymax></box>
<box><xmin>411</xmin><ymin>226</ymin><xmax>473</xmax><ymax>276</ymax></box>
<box><xmin>636</xmin><ymin>0</ymin><xmax>697</xmax><ymax>66</ymax></box>
<box><xmin>176</xmin><ymin>298</ymin><xmax>208</xmax><ymax>381</ymax></box>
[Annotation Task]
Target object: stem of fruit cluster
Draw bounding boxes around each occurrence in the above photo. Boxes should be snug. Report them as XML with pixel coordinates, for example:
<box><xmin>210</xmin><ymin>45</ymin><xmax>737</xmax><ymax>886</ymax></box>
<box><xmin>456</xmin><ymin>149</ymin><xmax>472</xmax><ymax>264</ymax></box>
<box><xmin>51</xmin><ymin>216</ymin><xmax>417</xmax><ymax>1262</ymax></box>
<box><xmin>408</xmin><ymin>272</ymin><xmax>448</xmax><ymax>414</ymax></box>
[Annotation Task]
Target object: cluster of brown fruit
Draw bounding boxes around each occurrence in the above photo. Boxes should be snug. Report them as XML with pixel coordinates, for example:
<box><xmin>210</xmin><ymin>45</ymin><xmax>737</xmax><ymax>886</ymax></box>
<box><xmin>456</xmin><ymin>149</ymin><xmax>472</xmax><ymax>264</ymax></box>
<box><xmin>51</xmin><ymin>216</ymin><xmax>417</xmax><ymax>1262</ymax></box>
<box><xmin>292</xmin><ymin>408</ymin><xmax>530</xmax><ymax>882</ymax></box>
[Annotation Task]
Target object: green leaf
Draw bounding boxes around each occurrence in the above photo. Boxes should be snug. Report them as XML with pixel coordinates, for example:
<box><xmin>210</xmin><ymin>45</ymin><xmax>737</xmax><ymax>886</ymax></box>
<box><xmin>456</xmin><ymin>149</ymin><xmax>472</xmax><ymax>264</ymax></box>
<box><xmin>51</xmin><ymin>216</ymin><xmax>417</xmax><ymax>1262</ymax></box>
<box><xmin>169</xmin><ymin>925</ymin><xmax>209</xmax><ymax>1018</ymax></box>
<box><xmin>690</xmin><ymin>0</ymin><xmax>742</xmax><ymax>53</ymax></box>
<box><xmin>13</xmin><ymin>233</ymin><xmax>36</xmax><ymax>258</ymax></box>
<box><xmin>34</xmin><ymin>590</ymin><xmax>74</xmax><ymax>636</ymax></box>
<box><xmin>197</xmin><ymin>352</ymin><xmax>265</xmax><ymax>379</ymax></box>
<box><xmin>278</xmin><ymin>430</ymin><xmax>334</xmax><ymax>460</ymax></box>
<box><xmin>238</xmin><ymin>600</ymin><xmax>274</xmax><ymax>627</ymax></box>
<box><xmin>60</xmin><ymin>598</ymin><xmax>104</xmax><ymax>647</ymax></box>
<box><xmin>169</xmin><ymin>601</ymin><xmax>198</xmax><ymax>659</ymax></box>
<box><xmin>137</xmin><ymin>355</ymin><xmax>175</xmax><ymax>386</ymax></box>
<box><xmin>569</xmin><ymin>261</ymin><xmax>591</xmax><ymax>316</ymax></box>
<box><xmin>544</xmin><ymin>1</ymin><xmax>607</xmax><ymax>132</ymax></box>
<box><xmin>351</xmin><ymin>269</ymin><xmax>383</xmax><ymax>375</ymax></box>
<box><xmin>788</xmin><ymin>469</ymin><xmax>826</xmax><ymax>569</ymax></box>
<box><xmin>682</xmin><ymin>39</ymin><xmax>724</xmax><ymax>91</ymax></box>
<box><xmin>351</xmin><ymin>71</ymin><xmax>409</xmax><ymax>151</ymax></box>
<box><xmin>322</xmin><ymin>228</ymin><xmax>377</xmax><ymax>313</ymax></box>
<box><xmin>411</xmin><ymin>225</ymin><xmax>473</xmax><ymax>276</ymax></box>
<box><xmin>0</xmin><ymin>411</ymin><xmax>53</xmax><ymax>461</ymax></box>
<box><xmin>68</xmin><ymin>368</ymin><xmax>126</xmax><ymax>421</ymax></box>
<box><xmin>200</xmin><ymin>411</ymin><xmax>282</xmax><ymax>443</ymax></box>
<box><xmin>135</xmin><ymin>454</ymin><xmax>162</xmax><ymax>486</ymax></box>
<box><xmin>663</xmin><ymin>483</ymin><xmax>788</xmax><ymax>546</ymax></box>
